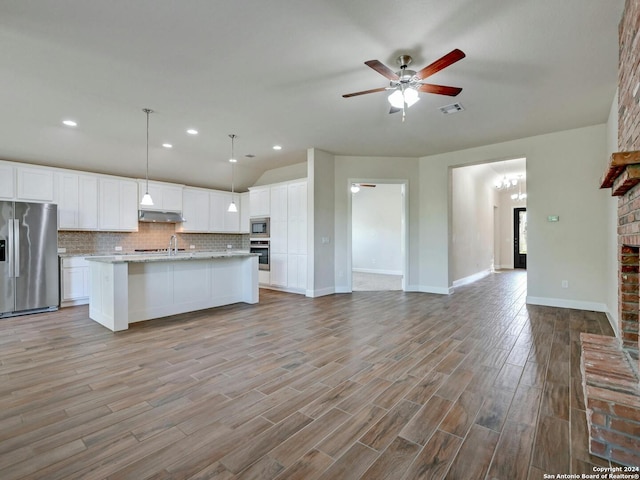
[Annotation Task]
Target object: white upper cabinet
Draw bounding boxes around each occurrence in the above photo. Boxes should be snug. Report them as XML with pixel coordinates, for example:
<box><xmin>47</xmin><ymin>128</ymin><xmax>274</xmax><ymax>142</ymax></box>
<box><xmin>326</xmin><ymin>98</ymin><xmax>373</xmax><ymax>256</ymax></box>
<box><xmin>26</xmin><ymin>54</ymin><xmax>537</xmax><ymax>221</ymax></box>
<box><xmin>137</xmin><ymin>180</ymin><xmax>183</xmax><ymax>212</ymax></box>
<box><xmin>240</xmin><ymin>192</ymin><xmax>250</xmax><ymax>233</ymax></box>
<box><xmin>179</xmin><ymin>187</ymin><xmax>210</xmax><ymax>232</ymax></box>
<box><xmin>0</xmin><ymin>163</ymin><xmax>15</xmax><ymax>199</ymax></box>
<box><xmin>249</xmin><ymin>186</ymin><xmax>270</xmax><ymax>217</ymax></box>
<box><xmin>16</xmin><ymin>166</ymin><xmax>54</xmax><ymax>202</ymax></box>
<box><xmin>99</xmin><ymin>177</ymin><xmax>138</xmax><ymax>231</ymax></box>
<box><xmin>209</xmin><ymin>191</ymin><xmax>239</xmax><ymax>233</ymax></box>
<box><xmin>56</xmin><ymin>172</ymin><xmax>98</xmax><ymax>230</ymax></box>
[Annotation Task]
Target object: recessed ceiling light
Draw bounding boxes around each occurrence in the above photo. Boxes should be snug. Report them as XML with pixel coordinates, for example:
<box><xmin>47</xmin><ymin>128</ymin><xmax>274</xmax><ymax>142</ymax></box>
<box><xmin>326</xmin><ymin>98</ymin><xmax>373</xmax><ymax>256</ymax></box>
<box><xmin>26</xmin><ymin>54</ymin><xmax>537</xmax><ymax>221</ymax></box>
<box><xmin>162</xmin><ymin>143</ymin><xmax>173</xmax><ymax>148</ymax></box>
<box><xmin>62</xmin><ymin>120</ymin><xmax>77</xmax><ymax>127</ymax></box>
<box><xmin>186</xmin><ymin>129</ymin><xmax>198</xmax><ymax>135</ymax></box>
<box><xmin>273</xmin><ymin>145</ymin><xmax>282</xmax><ymax>150</ymax></box>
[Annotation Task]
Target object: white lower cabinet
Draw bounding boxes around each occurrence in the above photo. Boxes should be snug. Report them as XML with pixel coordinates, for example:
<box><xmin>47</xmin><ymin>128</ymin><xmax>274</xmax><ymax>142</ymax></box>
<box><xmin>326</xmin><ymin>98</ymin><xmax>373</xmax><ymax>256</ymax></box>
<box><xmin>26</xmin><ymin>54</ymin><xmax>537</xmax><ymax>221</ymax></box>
<box><xmin>270</xmin><ymin>253</ymin><xmax>288</xmax><ymax>287</ymax></box>
<box><xmin>287</xmin><ymin>254</ymin><xmax>307</xmax><ymax>292</ymax></box>
<box><xmin>60</xmin><ymin>257</ymin><xmax>90</xmax><ymax>306</ymax></box>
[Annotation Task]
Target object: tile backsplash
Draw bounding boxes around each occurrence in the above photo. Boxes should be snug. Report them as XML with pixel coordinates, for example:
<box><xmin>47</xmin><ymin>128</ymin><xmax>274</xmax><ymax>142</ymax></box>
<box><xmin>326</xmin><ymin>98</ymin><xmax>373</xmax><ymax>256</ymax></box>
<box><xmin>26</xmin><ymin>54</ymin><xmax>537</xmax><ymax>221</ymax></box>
<box><xmin>58</xmin><ymin>223</ymin><xmax>250</xmax><ymax>254</ymax></box>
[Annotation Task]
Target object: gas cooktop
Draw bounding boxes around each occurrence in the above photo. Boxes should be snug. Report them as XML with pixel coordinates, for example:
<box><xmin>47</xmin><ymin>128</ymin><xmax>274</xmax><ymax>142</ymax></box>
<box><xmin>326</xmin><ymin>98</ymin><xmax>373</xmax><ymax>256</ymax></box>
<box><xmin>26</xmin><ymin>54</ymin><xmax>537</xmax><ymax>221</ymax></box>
<box><xmin>134</xmin><ymin>248</ymin><xmax>186</xmax><ymax>253</ymax></box>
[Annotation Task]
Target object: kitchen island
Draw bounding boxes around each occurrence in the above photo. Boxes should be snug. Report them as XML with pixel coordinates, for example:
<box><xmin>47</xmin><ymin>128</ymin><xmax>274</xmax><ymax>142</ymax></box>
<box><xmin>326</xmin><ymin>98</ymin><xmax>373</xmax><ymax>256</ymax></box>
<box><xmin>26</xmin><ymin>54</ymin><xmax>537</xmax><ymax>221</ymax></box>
<box><xmin>85</xmin><ymin>252</ymin><xmax>259</xmax><ymax>331</ymax></box>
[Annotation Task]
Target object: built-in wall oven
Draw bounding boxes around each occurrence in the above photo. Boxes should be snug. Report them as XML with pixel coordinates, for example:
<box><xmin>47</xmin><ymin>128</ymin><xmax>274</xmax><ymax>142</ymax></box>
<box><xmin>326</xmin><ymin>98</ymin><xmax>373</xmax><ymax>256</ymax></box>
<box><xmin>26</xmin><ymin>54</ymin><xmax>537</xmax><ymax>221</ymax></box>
<box><xmin>250</xmin><ymin>217</ymin><xmax>270</xmax><ymax>238</ymax></box>
<box><xmin>250</xmin><ymin>240</ymin><xmax>270</xmax><ymax>271</ymax></box>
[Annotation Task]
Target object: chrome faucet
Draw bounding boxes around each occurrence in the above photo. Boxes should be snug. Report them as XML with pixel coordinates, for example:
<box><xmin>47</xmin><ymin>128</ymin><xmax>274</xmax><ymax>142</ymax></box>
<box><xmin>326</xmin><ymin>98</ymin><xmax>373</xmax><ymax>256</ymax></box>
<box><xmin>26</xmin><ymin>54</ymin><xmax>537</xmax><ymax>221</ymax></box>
<box><xmin>169</xmin><ymin>235</ymin><xmax>178</xmax><ymax>256</ymax></box>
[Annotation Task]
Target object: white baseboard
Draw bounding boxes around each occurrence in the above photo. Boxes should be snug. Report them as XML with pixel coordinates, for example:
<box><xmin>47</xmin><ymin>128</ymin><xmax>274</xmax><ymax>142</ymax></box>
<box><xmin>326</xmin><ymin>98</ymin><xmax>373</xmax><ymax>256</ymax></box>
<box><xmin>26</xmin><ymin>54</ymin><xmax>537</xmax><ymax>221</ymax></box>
<box><xmin>352</xmin><ymin>268</ymin><xmax>403</xmax><ymax>276</ymax></box>
<box><xmin>306</xmin><ymin>286</ymin><xmax>336</xmax><ymax>298</ymax></box>
<box><xmin>526</xmin><ymin>296</ymin><xmax>607</xmax><ymax>312</ymax></box>
<box><xmin>493</xmin><ymin>264</ymin><xmax>514</xmax><ymax>270</ymax></box>
<box><xmin>405</xmin><ymin>284</ymin><xmax>453</xmax><ymax>295</ymax></box>
<box><xmin>605</xmin><ymin>310</ymin><xmax>619</xmax><ymax>336</ymax></box>
<box><xmin>452</xmin><ymin>269</ymin><xmax>491</xmax><ymax>288</ymax></box>
<box><xmin>335</xmin><ymin>286</ymin><xmax>351</xmax><ymax>294</ymax></box>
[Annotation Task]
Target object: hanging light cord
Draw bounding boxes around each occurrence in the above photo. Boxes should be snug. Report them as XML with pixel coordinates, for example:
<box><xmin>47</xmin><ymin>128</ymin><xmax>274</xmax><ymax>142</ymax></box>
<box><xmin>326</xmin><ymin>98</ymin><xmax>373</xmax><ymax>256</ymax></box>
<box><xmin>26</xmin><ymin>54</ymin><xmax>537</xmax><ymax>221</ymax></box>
<box><xmin>230</xmin><ymin>134</ymin><xmax>236</xmax><ymax>194</ymax></box>
<box><xmin>143</xmin><ymin>108</ymin><xmax>153</xmax><ymax>194</ymax></box>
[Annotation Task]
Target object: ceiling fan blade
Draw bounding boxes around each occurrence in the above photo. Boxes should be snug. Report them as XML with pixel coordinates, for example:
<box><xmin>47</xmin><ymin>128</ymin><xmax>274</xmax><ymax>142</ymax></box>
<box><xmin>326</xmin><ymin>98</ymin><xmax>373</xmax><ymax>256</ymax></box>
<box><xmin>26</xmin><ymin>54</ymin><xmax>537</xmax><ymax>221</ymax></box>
<box><xmin>415</xmin><ymin>49</ymin><xmax>466</xmax><ymax>80</ymax></box>
<box><xmin>418</xmin><ymin>84</ymin><xmax>463</xmax><ymax>96</ymax></box>
<box><xmin>364</xmin><ymin>60</ymin><xmax>399</xmax><ymax>81</ymax></box>
<box><xmin>342</xmin><ymin>87</ymin><xmax>388</xmax><ymax>98</ymax></box>
<box><xmin>389</xmin><ymin>106</ymin><xmax>402</xmax><ymax>114</ymax></box>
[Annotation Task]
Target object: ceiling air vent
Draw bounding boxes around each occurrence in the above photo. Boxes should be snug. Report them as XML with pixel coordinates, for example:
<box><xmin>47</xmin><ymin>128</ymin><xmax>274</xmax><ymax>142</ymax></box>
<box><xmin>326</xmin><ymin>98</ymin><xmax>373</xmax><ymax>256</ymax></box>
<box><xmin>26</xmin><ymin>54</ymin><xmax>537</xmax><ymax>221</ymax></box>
<box><xmin>439</xmin><ymin>103</ymin><xmax>465</xmax><ymax>115</ymax></box>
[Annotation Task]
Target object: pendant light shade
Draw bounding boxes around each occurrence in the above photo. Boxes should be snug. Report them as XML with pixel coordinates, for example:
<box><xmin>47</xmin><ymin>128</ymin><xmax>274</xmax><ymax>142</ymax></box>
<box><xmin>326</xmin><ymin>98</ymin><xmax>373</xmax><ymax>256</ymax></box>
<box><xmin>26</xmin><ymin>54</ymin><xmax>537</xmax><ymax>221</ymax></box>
<box><xmin>140</xmin><ymin>108</ymin><xmax>154</xmax><ymax>206</ymax></box>
<box><xmin>227</xmin><ymin>134</ymin><xmax>237</xmax><ymax>213</ymax></box>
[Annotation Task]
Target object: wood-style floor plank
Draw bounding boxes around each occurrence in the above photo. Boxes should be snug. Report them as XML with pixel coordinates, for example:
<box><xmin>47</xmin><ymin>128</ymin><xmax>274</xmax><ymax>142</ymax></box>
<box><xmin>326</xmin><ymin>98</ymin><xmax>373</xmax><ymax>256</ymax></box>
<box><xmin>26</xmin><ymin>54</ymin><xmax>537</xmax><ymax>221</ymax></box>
<box><xmin>0</xmin><ymin>270</ymin><xmax>621</xmax><ymax>479</ymax></box>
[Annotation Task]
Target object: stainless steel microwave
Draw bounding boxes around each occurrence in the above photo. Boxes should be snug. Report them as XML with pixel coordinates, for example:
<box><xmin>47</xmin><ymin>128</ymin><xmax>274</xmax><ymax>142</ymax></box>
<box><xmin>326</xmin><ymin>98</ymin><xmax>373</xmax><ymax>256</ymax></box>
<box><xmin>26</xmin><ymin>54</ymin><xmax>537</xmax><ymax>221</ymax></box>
<box><xmin>250</xmin><ymin>217</ymin><xmax>270</xmax><ymax>238</ymax></box>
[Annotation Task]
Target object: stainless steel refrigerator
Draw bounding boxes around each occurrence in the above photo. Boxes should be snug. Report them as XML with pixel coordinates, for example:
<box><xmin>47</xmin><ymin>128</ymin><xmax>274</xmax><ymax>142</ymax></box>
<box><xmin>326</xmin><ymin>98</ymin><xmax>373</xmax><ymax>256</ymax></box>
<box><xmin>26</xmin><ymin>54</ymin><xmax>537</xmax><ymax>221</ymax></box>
<box><xmin>0</xmin><ymin>201</ymin><xmax>59</xmax><ymax>317</ymax></box>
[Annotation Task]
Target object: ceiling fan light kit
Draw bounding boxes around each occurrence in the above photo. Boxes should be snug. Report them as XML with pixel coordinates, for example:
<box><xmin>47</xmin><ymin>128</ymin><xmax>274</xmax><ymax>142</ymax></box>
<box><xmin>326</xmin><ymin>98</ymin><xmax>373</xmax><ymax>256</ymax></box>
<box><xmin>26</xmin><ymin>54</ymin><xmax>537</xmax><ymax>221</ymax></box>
<box><xmin>140</xmin><ymin>108</ymin><xmax>155</xmax><ymax>207</ymax></box>
<box><xmin>343</xmin><ymin>49</ymin><xmax>465</xmax><ymax>121</ymax></box>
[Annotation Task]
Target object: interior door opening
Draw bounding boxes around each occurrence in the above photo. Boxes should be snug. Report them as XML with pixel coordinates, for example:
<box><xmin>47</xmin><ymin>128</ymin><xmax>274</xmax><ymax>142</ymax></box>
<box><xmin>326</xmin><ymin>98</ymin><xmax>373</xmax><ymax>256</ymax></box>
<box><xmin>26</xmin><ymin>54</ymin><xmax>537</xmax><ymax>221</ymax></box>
<box><xmin>350</xmin><ymin>182</ymin><xmax>406</xmax><ymax>291</ymax></box>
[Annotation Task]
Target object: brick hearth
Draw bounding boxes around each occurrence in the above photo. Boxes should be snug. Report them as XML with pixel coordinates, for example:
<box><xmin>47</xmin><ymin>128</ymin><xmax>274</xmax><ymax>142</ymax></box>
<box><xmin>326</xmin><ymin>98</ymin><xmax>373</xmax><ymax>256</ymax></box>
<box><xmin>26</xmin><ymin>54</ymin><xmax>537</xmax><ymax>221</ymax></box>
<box><xmin>580</xmin><ymin>334</ymin><xmax>640</xmax><ymax>466</ymax></box>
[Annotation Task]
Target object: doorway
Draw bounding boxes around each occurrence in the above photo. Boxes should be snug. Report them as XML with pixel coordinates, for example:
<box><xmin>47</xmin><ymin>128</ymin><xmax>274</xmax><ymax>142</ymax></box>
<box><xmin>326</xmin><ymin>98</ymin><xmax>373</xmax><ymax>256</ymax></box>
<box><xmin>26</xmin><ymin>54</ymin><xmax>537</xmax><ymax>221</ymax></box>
<box><xmin>514</xmin><ymin>207</ymin><xmax>527</xmax><ymax>269</ymax></box>
<box><xmin>350</xmin><ymin>182</ymin><xmax>406</xmax><ymax>291</ymax></box>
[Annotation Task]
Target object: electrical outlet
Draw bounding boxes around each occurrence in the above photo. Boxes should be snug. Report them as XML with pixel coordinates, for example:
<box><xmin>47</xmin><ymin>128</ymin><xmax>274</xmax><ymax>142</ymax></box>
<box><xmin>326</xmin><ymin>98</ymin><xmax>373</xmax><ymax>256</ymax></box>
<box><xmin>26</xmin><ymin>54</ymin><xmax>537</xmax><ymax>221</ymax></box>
<box><xmin>562</xmin><ymin>280</ymin><xmax>568</xmax><ymax>289</ymax></box>
<box><xmin>227</xmin><ymin>244</ymin><xmax>233</xmax><ymax>249</ymax></box>
<box><xmin>115</xmin><ymin>246</ymin><xmax>123</xmax><ymax>251</ymax></box>
<box><xmin>57</xmin><ymin>247</ymin><xmax>66</xmax><ymax>253</ymax></box>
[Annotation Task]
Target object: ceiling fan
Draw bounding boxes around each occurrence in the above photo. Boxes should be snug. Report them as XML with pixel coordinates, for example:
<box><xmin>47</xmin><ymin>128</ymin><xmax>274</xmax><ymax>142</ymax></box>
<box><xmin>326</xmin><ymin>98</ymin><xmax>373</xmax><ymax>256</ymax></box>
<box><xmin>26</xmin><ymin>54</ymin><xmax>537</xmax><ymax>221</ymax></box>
<box><xmin>343</xmin><ymin>49</ymin><xmax>466</xmax><ymax>119</ymax></box>
<box><xmin>351</xmin><ymin>183</ymin><xmax>375</xmax><ymax>193</ymax></box>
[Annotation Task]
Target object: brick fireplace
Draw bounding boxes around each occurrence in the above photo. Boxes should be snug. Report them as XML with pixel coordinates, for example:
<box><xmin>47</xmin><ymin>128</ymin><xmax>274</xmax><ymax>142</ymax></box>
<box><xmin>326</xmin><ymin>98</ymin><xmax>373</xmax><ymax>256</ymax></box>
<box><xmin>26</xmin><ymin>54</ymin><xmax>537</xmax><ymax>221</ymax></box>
<box><xmin>579</xmin><ymin>0</ymin><xmax>640</xmax><ymax>467</ymax></box>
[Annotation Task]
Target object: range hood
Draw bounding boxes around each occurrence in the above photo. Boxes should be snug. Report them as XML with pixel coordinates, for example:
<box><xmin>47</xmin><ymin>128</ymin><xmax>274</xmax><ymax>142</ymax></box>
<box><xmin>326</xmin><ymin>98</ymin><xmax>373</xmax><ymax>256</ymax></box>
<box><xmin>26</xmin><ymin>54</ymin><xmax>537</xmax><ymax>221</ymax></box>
<box><xmin>138</xmin><ymin>210</ymin><xmax>185</xmax><ymax>223</ymax></box>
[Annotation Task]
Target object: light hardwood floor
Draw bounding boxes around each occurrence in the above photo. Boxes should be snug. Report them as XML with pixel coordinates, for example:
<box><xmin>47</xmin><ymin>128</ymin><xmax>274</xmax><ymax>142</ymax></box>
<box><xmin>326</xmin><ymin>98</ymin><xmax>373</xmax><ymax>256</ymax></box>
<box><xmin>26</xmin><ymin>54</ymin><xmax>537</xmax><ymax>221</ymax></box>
<box><xmin>0</xmin><ymin>270</ymin><xmax>621</xmax><ymax>479</ymax></box>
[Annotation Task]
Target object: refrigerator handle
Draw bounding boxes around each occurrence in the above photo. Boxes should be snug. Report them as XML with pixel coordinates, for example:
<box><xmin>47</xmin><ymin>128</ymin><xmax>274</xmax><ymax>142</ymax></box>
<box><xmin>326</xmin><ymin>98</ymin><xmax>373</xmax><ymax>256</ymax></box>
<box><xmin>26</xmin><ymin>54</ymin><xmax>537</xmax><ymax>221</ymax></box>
<box><xmin>7</xmin><ymin>219</ymin><xmax>14</xmax><ymax>278</ymax></box>
<box><xmin>13</xmin><ymin>219</ymin><xmax>20</xmax><ymax>278</ymax></box>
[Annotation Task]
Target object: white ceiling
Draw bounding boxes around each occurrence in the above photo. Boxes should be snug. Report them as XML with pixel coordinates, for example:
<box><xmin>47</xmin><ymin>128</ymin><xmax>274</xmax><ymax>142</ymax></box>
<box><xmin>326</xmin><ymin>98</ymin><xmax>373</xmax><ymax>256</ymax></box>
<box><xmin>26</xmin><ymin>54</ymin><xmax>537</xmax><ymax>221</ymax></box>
<box><xmin>0</xmin><ymin>1</ymin><xmax>624</xmax><ymax>191</ymax></box>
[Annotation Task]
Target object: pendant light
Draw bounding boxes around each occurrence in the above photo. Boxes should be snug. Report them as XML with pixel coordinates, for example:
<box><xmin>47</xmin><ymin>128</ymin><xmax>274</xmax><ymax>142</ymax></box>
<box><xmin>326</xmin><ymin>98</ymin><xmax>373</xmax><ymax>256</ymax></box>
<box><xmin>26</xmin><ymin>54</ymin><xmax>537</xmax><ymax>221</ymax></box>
<box><xmin>140</xmin><ymin>108</ymin><xmax>154</xmax><ymax>206</ymax></box>
<box><xmin>227</xmin><ymin>134</ymin><xmax>238</xmax><ymax>213</ymax></box>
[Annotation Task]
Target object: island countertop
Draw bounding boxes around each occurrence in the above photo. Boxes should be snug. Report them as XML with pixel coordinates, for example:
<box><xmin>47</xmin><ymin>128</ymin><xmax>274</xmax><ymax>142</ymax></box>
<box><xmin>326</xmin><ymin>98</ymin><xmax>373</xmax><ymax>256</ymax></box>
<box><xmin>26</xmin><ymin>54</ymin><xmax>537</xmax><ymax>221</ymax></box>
<box><xmin>85</xmin><ymin>251</ymin><xmax>257</xmax><ymax>264</ymax></box>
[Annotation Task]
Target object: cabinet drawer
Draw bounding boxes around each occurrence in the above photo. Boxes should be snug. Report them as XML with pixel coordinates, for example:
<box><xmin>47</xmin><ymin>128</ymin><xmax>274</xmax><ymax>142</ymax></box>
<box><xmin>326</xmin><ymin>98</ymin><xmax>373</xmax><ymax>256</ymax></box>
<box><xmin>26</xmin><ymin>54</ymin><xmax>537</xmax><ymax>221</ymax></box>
<box><xmin>61</xmin><ymin>256</ymin><xmax>90</xmax><ymax>268</ymax></box>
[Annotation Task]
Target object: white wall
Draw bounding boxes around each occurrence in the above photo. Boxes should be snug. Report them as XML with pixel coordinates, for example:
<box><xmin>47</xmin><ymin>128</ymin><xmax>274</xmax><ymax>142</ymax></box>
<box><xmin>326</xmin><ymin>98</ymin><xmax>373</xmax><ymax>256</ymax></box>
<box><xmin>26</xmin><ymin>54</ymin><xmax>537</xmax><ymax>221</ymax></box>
<box><xmin>419</xmin><ymin>124</ymin><xmax>609</xmax><ymax>311</ymax></box>
<box><xmin>307</xmin><ymin>148</ymin><xmax>335</xmax><ymax>296</ymax></box>
<box><xmin>253</xmin><ymin>162</ymin><xmax>307</xmax><ymax>186</ymax></box>
<box><xmin>352</xmin><ymin>184</ymin><xmax>403</xmax><ymax>274</ymax></box>
<box><xmin>605</xmin><ymin>91</ymin><xmax>619</xmax><ymax>333</ymax></box>
<box><xmin>451</xmin><ymin>165</ymin><xmax>497</xmax><ymax>282</ymax></box>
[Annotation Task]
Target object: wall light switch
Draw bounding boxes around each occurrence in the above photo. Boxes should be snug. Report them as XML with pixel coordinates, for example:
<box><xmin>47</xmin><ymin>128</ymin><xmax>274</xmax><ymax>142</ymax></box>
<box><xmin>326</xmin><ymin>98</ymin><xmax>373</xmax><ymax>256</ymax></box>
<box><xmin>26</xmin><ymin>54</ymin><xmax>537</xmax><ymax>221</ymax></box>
<box><xmin>190</xmin><ymin>245</ymin><xmax>195</xmax><ymax>249</ymax></box>
<box><xmin>114</xmin><ymin>246</ymin><xmax>123</xmax><ymax>251</ymax></box>
<box><xmin>547</xmin><ymin>215</ymin><xmax>560</xmax><ymax>222</ymax></box>
<box><xmin>321</xmin><ymin>236</ymin><xmax>330</xmax><ymax>244</ymax></box>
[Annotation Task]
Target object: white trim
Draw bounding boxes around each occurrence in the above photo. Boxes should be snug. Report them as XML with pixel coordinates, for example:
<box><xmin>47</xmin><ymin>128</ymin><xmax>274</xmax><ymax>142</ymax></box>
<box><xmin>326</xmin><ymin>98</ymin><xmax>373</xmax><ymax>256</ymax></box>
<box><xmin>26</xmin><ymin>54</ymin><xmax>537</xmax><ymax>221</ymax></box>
<box><xmin>335</xmin><ymin>286</ymin><xmax>351</xmax><ymax>294</ymax></box>
<box><xmin>352</xmin><ymin>268</ymin><xmax>403</xmax><ymax>276</ymax></box>
<box><xmin>406</xmin><ymin>284</ymin><xmax>453</xmax><ymax>295</ymax></box>
<box><xmin>452</xmin><ymin>269</ymin><xmax>491</xmax><ymax>288</ymax></box>
<box><xmin>493</xmin><ymin>264</ymin><xmax>514</xmax><ymax>270</ymax></box>
<box><xmin>605</xmin><ymin>310</ymin><xmax>619</xmax><ymax>336</ymax></box>
<box><xmin>306</xmin><ymin>286</ymin><xmax>336</xmax><ymax>297</ymax></box>
<box><xmin>526</xmin><ymin>296</ymin><xmax>607</xmax><ymax>312</ymax></box>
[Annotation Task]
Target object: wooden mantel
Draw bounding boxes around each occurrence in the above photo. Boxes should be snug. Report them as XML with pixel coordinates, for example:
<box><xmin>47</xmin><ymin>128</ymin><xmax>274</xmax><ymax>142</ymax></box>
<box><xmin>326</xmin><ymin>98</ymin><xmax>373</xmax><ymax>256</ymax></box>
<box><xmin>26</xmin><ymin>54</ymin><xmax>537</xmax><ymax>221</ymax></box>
<box><xmin>601</xmin><ymin>151</ymin><xmax>640</xmax><ymax>195</ymax></box>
